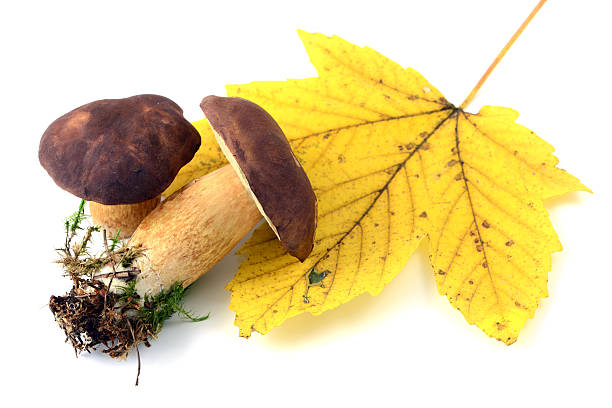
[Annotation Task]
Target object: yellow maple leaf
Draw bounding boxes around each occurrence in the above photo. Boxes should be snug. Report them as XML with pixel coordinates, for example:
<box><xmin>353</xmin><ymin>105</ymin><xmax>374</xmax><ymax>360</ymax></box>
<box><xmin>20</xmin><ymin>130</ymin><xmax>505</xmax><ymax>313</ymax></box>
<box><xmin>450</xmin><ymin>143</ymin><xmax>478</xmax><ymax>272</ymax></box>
<box><xmin>170</xmin><ymin>28</ymin><xmax>589</xmax><ymax>343</ymax></box>
<box><xmin>225</xmin><ymin>31</ymin><xmax>588</xmax><ymax>344</ymax></box>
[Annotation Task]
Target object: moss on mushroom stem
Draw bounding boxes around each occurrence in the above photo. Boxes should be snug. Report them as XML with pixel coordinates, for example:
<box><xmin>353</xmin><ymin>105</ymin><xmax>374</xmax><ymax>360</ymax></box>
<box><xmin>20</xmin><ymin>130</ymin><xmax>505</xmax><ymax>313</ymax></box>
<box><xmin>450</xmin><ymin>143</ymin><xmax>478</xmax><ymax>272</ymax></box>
<box><xmin>50</xmin><ymin>200</ymin><xmax>208</xmax><ymax>362</ymax></box>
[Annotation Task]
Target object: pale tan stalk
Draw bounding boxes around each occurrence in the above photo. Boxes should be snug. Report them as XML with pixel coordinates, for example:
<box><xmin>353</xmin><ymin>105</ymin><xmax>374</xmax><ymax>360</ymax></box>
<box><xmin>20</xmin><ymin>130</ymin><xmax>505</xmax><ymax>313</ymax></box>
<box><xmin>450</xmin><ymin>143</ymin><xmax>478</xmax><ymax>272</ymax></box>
<box><xmin>127</xmin><ymin>165</ymin><xmax>262</xmax><ymax>296</ymax></box>
<box><xmin>90</xmin><ymin>195</ymin><xmax>160</xmax><ymax>239</ymax></box>
<box><xmin>459</xmin><ymin>0</ymin><xmax>547</xmax><ymax>109</ymax></box>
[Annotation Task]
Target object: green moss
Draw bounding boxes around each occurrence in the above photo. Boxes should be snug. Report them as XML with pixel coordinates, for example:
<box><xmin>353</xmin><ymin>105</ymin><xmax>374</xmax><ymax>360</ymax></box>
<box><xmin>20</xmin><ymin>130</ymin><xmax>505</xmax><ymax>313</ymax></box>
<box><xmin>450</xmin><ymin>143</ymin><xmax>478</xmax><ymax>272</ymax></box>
<box><xmin>139</xmin><ymin>282</ymin><xmax>209</xmax><ymax>334</ymax></box>
<box><xmin>50</xmin><ymin>200</ymin><xmax>209</xmax><ymax>363</ymax></box>
<box><xmin>117</xmin><ymin>280</ymin><xmax>209</xmax><ymax>335</ymax></box>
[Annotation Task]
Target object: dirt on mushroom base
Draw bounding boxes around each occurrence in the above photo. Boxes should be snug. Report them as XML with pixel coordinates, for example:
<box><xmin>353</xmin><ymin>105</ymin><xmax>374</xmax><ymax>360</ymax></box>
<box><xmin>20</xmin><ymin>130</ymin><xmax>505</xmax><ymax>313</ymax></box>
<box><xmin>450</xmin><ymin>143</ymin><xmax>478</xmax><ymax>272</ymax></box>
<box><xmin>50</xmin><ymin>200</ymin><xmax>208</xmax><ymax>367</ymax></box>
<box><xmin>50</xmin><ymin>277</ymin><xmax>154</xmax><ymax>358</ymax></box>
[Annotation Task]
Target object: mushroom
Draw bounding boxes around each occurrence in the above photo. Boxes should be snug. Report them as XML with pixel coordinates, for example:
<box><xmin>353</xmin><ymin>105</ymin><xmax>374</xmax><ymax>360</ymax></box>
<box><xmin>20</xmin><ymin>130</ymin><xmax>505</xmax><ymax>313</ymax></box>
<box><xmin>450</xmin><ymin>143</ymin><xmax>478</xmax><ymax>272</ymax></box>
<box><xmin>109</xmin><ymin>96</ymin><xmax>317</xmax><ymax>297</ymax></box>
<box><xmin>39</xmin><ymin>94</ymin><xmax>200</xmax><ymax>238</ymax></box>
<box><xmin>48</xmin><ymin>96</ymin><xmax>317</xmax><ymax>367</ymax></box>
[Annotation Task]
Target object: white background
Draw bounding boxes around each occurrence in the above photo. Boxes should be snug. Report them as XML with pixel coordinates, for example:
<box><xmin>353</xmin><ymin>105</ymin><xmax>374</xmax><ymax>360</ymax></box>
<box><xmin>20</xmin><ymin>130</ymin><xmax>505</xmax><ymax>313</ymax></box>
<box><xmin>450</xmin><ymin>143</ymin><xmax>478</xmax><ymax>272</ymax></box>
<box><xmin>1</xmin><ymin>0</ymin><xmax>610</xmax><ymax>406</ymax></box>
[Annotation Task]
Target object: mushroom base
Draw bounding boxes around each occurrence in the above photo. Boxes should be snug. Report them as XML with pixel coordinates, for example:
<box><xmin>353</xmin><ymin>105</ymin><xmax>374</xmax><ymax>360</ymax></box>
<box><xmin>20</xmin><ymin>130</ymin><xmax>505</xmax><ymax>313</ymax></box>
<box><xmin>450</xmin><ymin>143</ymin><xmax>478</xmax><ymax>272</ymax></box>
<box><xmin>90</xmin><ymin>196</ymin><xmax>160</xmax><ymax>239</ymax></box>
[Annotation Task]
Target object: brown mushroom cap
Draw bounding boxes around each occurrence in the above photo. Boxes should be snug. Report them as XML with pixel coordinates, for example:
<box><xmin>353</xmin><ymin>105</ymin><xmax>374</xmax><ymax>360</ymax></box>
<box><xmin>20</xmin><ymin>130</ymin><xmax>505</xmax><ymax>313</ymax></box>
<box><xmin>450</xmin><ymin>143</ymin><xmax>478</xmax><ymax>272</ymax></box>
<box><xmin>39</xmin><ymin>94</ymin><xmax>200</xmax><ymax>205</ymax></box>
<box><xmin>200</xmin><ymin>95</ymin><xmax>317</xmax><ymax>262</ymax></box>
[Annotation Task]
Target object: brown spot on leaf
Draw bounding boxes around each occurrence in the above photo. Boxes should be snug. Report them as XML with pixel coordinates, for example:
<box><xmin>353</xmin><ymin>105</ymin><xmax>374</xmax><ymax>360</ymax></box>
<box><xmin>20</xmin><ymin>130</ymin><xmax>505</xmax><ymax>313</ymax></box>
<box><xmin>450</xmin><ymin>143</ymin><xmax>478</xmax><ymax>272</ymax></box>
<box><xmin>468</xmin><ymin>280</ymin><xmax>474</xmax><ymax>285</ymax></box>
<box><xmin>481</xmin><ymin>220</ymin><xmax>490</xmax><ymax>228</ymax></box>
<box><xmin>455</xmin><ymin>173</ymin><xmax>463</xmax><ymax>181</ymax></box>
<box><xmin>419</xmin><ymin>211</ymin><xmax>428</xmax><ymax>218</ymax></box>
<box><xmin>446</xmin><ymin>159</ymin><xmax>457</xmax><ymax>167</ymax></box>
<box><xmin>438</xmin><ymin>269</ymin><xmax>446</xmax><ymax>275</ymax></box>
<box><xmin>505</xmin><ymin>240</ymin><xmax>514</xmax><ymax>247</ymax></box>
<box><xmin>482</xmin><ymin>261</ymin><xmax>488</xmax><ymax>268</ymax></box>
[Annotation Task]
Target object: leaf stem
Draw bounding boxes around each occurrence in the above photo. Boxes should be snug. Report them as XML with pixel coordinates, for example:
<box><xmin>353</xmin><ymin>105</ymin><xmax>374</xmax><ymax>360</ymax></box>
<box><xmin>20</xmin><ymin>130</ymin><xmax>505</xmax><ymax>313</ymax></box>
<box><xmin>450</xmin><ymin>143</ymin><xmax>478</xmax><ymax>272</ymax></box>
<box><xmin>459</xmin><ymin>0</ymin><xmax>547</xmax><ymax>110</ymax></box>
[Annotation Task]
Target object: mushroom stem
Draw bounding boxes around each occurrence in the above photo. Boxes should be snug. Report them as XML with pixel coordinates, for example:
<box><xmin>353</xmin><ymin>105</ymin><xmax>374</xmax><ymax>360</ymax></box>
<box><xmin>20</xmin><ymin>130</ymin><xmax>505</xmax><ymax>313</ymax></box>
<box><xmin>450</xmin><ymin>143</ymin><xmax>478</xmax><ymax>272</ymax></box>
<box><xmin>124</xmin><ymin>164</ymin><xmax>262</xmax><ymax>297</ymax></box>
<box><xmin>89</xmin><ymin>196</ymin><xmax>161</xmax><ymax>239</ymax></box>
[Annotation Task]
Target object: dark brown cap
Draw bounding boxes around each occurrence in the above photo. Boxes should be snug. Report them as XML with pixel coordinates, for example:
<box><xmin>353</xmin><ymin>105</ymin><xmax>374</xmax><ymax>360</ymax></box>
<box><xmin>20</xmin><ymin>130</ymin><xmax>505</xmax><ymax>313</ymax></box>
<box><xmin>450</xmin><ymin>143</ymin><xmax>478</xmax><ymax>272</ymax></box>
<box><xmin>39</xmin><ymin>94</ymin><xmax>200</xmax><ymax>205</ymax></box>
<box><xmin>200</xmin><ymin>96</ymin><xmax>317</xmax><ymax>262</ymax></box>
